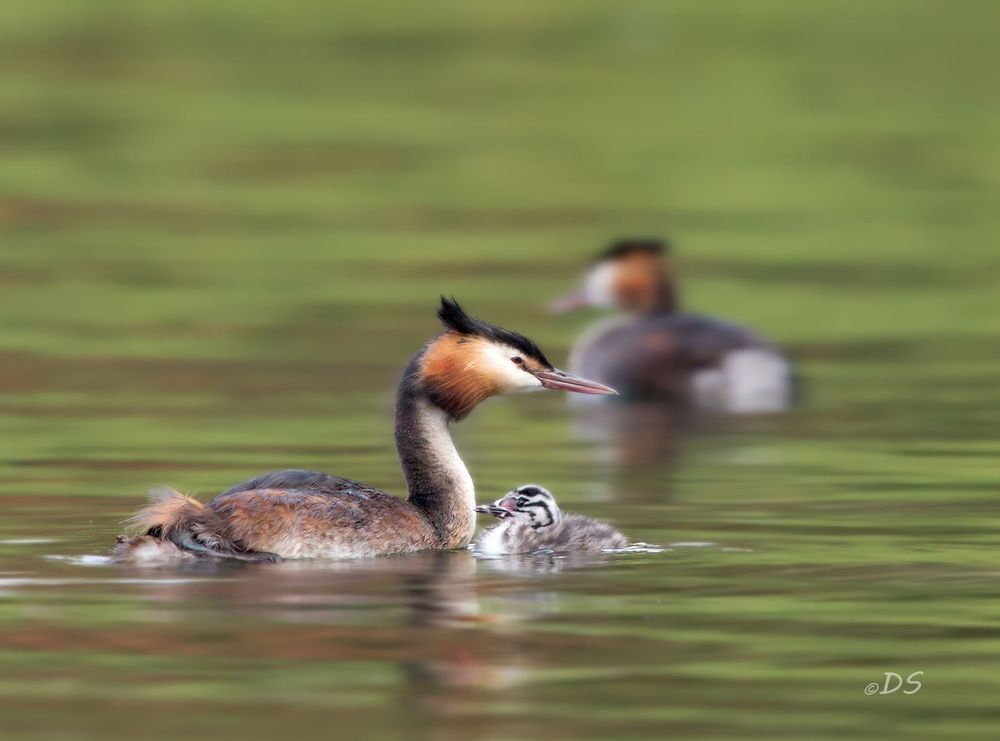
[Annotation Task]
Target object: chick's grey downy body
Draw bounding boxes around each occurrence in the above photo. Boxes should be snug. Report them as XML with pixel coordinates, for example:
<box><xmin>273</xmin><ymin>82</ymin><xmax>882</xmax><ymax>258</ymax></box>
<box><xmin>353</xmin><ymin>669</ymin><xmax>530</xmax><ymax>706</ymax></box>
<box><xmin>477</xmin><ymin>513</ymin><xmax>628</xmax><ymax>555</ymax></box>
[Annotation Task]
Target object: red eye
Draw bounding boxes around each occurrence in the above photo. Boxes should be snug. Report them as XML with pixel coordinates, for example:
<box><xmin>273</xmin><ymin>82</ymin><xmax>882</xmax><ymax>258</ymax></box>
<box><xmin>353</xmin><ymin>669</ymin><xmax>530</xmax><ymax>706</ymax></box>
<box><xmin>512</xmin><ymin>357</ymin><xmax>524</xmax><ymax>365</ymax></box>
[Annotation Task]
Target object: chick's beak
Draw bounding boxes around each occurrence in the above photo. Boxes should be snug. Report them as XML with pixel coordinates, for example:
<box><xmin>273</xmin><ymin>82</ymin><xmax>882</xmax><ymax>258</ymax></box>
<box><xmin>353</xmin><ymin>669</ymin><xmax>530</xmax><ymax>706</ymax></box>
<box><xmin>533</xmin><ymin>368</ymin><xmax>617</xmax><ymax>395</ymax></box>
<box><xmin>475</xmin><ymin>502</ymin><xmax>511</xmax><ymax>519</ymax></box>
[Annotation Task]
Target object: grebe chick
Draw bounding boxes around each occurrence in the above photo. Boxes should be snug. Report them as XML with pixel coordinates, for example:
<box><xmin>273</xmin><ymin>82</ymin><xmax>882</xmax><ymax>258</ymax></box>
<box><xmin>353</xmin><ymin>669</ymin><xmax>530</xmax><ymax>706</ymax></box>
<box><xmin>552</xmin><ymin>238</ymin><xmax>795</xmax><ymax>413</ymax></box>
<box><xmin>474</xmin><ymin>485</ymin><xmax>628</xmax><ymax>555</ymax></box>
<box><xmin>114</xmin><ymin>298</ymin><xmax>616</xmax><ymax>563</ymax></box>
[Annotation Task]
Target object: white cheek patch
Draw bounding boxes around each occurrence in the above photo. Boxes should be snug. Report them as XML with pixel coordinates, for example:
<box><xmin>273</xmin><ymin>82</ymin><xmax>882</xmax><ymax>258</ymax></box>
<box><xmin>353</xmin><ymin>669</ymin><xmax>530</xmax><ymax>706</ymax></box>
<box><xmin>478</xmin><ymin>343</ymin><xmax>543</xmax><ymax>393</ymax></box>
<box><xmin>584</xmin><ymin>262</ymin><xmax>617</xmax><ymax>307</ymax></box>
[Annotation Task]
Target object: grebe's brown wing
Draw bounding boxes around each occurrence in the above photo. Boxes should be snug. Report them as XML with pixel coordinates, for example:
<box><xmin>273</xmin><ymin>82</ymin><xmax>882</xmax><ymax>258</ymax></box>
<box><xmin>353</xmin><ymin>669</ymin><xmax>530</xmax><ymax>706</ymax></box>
<box><xmin>211</xmin><ymin>468</ymin><xmax>416</xmax><ymax>531</ymax></box>
<box><xmin>207</xmin><ymin>469</ymin><xmax>436</xmax><ymax>558</ymax></box>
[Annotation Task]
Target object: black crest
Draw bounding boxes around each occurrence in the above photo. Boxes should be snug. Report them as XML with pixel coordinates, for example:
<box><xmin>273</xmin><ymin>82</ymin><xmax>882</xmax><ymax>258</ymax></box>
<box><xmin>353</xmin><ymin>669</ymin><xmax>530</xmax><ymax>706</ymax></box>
<box><xmin>437</xmin><ymin>297</ymin><xmax>552</xmax><ymax>368</ymax></box>
<box><xmin>598</xmin><ymin>238</ymin><xmax>669</xmax><ymax>261</ymax></box>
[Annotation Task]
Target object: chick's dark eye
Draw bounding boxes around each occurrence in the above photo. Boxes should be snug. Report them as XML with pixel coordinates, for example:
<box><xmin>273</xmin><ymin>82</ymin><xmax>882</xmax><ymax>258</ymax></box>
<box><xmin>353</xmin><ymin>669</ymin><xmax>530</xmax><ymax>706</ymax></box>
<box><xmin>511</xmin><ymin>356</ymin><xmax>524</xmax><ymax>366</ymax></box>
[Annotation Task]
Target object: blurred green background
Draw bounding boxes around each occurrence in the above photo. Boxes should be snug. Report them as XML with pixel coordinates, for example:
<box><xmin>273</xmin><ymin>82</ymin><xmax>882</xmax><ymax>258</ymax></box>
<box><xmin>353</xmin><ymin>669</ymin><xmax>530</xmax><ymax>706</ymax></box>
<box><xmin>2</xmin><ymin>2</ymin><xmax>1000</xmax><ymax>739</ymax></box>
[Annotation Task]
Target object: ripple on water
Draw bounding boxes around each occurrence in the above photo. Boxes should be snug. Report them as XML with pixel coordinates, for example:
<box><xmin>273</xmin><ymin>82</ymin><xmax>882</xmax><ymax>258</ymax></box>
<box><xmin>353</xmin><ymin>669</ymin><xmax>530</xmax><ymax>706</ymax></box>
<box><xmin>0</xmin><ymin>538</ymin><xmax>59</xmax><ymax>545</ymax></box>
<box><xmin>43</xmin><ymin>554</ymin><xmax>114</xmax><ymax>567</ymax></box>
<box><xmin>614</xmin><ymin>541</ymin><xmax>669</xmax><ymax>554</ymax></box>
<box><xmin>667</xmin><ymin>541</ymin><xmax>754</xmax><ymax>553</ymax></box>
<box><xmin>670</xmin><ymin>541</ymin><xmax>718</xmax><ymax>548</ymax></box>
<box><xmin>0</xmin><ymin>573</ymin><xmax>217</xmax><ymax>598</ymax></box>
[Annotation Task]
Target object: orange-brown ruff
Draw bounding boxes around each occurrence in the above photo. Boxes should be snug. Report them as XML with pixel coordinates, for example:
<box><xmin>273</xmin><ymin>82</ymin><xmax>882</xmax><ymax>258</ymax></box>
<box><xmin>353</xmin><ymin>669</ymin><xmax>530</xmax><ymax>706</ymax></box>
<box><xmin>421</xmin><ymin>333</ymin><xmax>553</xmax><ymax>420</ymax></box>
<box><xmin>115</xmin><ymin>297</ymin><xmax>616</xmax><ymax>563</ymax></box>
<box><xmin>610</xmin><ymin>248</ymin><xmax>677</xmax><ymax>314</ymax></box>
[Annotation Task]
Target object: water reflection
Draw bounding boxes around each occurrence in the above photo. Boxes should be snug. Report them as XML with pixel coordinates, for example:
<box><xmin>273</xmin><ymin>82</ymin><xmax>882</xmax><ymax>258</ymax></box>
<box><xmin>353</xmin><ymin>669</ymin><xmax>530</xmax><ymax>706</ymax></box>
<box><xmin>568</xmin><ymin>396</ymin><xmax>793</xmax><ymax>505</ymax></box>
<box><xmin>477</xmin><ymin>551</ymin><xmax>620</xmax><ymax>576</ymax></box>
<box><xmin>109</xmin><ymin>547</ymin><xmax>590</xmax><ymax>622</ymax></box>
<box><xmin>567</xmin><ymin>397</ymin><xmax>712</xmax><ymax>506</ymax></box>
<box><xmin>570</xmin><ymin>399</ymin><xmax>695</xmax><ymax>469</ymax></box>
<box><xmin>107</xmin><ymin>548</ymin><xmax>583</xmax><ymax>740</ymax></box>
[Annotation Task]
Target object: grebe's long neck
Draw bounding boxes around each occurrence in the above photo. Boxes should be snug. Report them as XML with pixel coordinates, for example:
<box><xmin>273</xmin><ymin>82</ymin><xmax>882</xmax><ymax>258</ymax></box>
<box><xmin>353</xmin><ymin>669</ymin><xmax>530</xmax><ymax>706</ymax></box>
<box><xmin>652</xmin><ymin>285</ymin><xmax>679</xmax><ymax>315</ymax></box>
<box><xmin>645</xmin><ymin>268</ymin><xmax>679</xmax><ymax>315</ymax></box>
<box><xmin>614</xmin><ymin>267</ymin><xmax>679</xmax><ymax>316</ymax></box>
<box><xmin>395</xmin><ymin>367</ymin><xmax>476</xmax><ymax>549</ymax></box>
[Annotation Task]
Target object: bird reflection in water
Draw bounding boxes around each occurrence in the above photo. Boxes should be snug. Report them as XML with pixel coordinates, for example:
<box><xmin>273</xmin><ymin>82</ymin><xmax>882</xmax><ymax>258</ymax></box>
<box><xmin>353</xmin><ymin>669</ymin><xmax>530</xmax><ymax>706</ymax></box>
<box><xmin>115</xmin><ymin>548</ymin><xmax>612</xmax><ymax>741</ymax></box>
<box><xmin>394</xmin><ymin>549</ymin><xmax>626</xmax><ymax>741</ymax></box>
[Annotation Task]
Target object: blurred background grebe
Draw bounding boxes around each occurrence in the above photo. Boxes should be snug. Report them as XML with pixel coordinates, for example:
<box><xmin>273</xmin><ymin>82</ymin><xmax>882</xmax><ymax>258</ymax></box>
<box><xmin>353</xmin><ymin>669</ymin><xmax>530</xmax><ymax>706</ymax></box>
<box><xmin>552</xmin><ymin>238</ymin><xmax>796</xmax><ymax>411</ymax></box>
<box><xmin>1</xmin><ymin>2</ymin><xmax>1000</xmax><ymax>740</ymax></box>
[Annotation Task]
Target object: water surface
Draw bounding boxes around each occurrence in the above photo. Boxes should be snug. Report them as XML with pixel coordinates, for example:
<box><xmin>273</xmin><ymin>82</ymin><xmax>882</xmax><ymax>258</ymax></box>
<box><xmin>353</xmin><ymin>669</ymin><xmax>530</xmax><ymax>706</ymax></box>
<box><xmin>3</xmin><ymin>2</ymin><xmax>1000</xmax><ymax>739</ymax></box>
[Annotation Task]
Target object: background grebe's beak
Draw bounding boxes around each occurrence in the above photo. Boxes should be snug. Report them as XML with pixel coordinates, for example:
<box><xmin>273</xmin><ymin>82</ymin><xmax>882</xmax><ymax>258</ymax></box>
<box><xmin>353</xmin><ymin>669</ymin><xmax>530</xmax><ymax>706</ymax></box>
<box><xmin>534</xmin><ymin>369</ymin><xmax>617</xmax><ymax>395</ymax></box>
<box><xmin>549</xmin><ymin>289</ymin><xmax>588</xmax><ymax>313</ymax></box>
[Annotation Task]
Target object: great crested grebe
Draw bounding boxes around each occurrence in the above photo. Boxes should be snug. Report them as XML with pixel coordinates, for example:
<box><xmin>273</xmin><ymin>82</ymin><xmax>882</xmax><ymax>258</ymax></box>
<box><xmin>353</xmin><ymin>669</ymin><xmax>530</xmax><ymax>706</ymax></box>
<box><xmin>552</xmin><ymin>238</ymin><xmax>795</xmax><ymax>413</ymax></box>
<box><xmin>474</xmin><ymin>484</ymin><xmax>628</xmax><ymax>555</ymax></box>
<box><xmin>113</xmin><ymin>298</ymin><xmax>616</xmax><ymax>563</ymax></box>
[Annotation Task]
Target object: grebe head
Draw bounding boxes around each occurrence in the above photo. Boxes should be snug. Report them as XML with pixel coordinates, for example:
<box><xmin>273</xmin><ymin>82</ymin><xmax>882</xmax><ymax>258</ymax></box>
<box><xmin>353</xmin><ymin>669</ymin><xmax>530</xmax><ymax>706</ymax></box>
<box><xmin>416</xmin><ymin>297</ymin><xmax>616</xmax><ymax>419</ymax></box>
<box><xmin>476</xmin><ymin>484</ymin><xmax>562</xmax><ymax>529</ymax></box>
<box><xmin>551</xmin><ymin>238</ymin><xmax>677</xmax><ymax>315</ymax></box>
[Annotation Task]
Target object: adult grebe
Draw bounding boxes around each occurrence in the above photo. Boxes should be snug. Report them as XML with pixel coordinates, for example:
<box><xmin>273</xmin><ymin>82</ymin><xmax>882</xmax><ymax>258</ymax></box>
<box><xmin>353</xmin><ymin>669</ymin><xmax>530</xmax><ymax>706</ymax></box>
<box><xmin>552</xmin><ymin>239</ymin><xmax>795</xmax><ymax>413</ymax></box>
<box><xmin>114</xmin><ymin>298</ymin><xmax>615</xmax><ymax>563</ymax></box>
<box><xmin>474</xmin><ymin>484</ymin><xmax>628</xmax><ymax>555</ymax></box>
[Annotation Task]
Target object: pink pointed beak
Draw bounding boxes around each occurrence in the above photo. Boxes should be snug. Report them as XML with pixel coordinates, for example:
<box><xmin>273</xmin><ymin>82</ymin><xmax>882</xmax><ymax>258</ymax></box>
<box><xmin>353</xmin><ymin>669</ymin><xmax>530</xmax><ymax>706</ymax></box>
<box><xmin>549</xmin><ymin>290</ymin><xmax>590</xmax><ymax>313</ymax></box>
<box><xmin>475</xmin><ymin>498</ymin><xmax>517</xmax><ymax>518</ymax></box>
<box><xmin>533</xmin><ymin>368</ymin><xmax>617</xmax><ymax>395</ymax></box>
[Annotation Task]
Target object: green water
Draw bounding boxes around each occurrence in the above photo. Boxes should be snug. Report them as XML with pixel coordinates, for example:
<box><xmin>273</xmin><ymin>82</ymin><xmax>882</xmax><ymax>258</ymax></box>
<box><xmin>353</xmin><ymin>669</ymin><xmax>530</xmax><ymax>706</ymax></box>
<box><xmin>2</xmin><ymin>2</ymin><xmax>1000</xmax><ymax>739</ymax></box>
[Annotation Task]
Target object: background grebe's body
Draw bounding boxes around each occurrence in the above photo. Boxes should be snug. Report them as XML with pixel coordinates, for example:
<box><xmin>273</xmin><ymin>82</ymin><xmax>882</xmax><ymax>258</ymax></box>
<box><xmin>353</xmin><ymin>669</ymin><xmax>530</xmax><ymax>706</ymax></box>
<box><xmin>570</xmin><ymin>312</ymin><xmax>792</xmax><ymax>412</ymax></box>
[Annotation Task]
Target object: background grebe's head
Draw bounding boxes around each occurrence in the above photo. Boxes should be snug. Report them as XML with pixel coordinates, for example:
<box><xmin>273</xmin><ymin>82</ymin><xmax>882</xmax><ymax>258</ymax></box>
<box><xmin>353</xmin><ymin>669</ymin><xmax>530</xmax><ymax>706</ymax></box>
<box><xmin>476</xmin><ymin>484</ymin><xmax>562</xmax><ymax>529</ymax></box>
<box><xmin>551</xmin><ymin>238</ymin><xmax>678</xmax><ymax>315</ymax></box>
<box><xmin>416</xmin><ymin>297</ymin><xmax>616</xmax><ymax>419</ymax></box>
